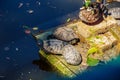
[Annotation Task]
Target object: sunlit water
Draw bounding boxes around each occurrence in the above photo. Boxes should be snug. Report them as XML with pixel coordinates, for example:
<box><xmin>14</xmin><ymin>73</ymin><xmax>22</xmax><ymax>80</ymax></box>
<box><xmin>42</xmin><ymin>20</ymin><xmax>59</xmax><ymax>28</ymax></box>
<box><xmin>0</xmin><ymin>0</ymin><xmax>120</xmax><ymax>80</ymax></box>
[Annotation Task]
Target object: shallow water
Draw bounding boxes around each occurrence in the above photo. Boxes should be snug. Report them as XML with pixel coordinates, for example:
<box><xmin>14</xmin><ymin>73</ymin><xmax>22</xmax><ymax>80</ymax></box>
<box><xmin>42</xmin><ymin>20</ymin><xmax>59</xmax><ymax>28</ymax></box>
<box><xmin>0</xmin><ymin>0</ymin><xmax>120</xmax><ymax>80</ymax></box>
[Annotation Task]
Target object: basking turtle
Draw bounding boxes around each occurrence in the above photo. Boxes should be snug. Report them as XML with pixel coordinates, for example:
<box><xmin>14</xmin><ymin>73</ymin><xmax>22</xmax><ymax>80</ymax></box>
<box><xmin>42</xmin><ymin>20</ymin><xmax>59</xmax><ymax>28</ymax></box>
<box><xmin>108</xmin><ymin>7</ymin><xmax>120</xmax><ymax>19</ymax></box>
<box><xmin>53</xmin><ymin>27</ymin><xmax>80</xmax><ymax>45</ymax></box>
<box><xmin>79</xmin><ymin>1</ymin><xmax>111</xmax><ymax>24</ymax></box>
<box><xmin>40</xmin><ymin>39</ymin><xmax>68</xmax><ymax>55</ymax></box>
<box><xmin>108</xmin><ymin>7</ymin><xmax>120</xmax><ymax>25</ymax></box>
<box><xmin>79</xmin><ymin>2</ymin><xmax>102</xmax><ymax>24</ymax></box>
<box><xmin>62</xmin><ymin>44</ymin><xmax>82</xmax><ymax>65</ymax></box>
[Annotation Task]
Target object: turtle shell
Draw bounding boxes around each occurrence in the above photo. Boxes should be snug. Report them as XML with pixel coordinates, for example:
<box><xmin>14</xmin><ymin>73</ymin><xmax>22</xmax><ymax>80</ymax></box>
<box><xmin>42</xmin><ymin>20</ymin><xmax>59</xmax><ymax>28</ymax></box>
<box><xmin>79</xmin><ymin>2</ymin><xmax>103</xmax><ymax>24</ymax></box>
<box><xmin>43</xmin><ymin>39</ymin><xmax>68</xmax><ymax>54</ymax></box>
<box><xmin>62</xmin><ymin>44</ymin><xmax>82</xmax><ymax>65</ymax></box>
<box><xmin>108</xmin><ymin>7</ymin><xmax>120</xmax><ymax>19</ymax></box>
<box><xmin>107</xmin><ymin>2</ymin><xmax>120</xmax><ymax>25</ymax></box>
<box><xmin>79</xmin><ymin>8</ymin><xmax>101</xmax><ymax>24</ymax></box>
<box><xmin>53</xmin><ymin>27</ymin><xmax>79</xmax><ymax>44</ymax></box>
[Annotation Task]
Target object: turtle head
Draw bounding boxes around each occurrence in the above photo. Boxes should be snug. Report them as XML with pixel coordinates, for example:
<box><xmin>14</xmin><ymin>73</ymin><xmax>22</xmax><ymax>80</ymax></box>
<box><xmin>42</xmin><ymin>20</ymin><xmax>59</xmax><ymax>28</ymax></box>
<box><xmin>37</xmin><ymin>39</ymin><xmax>43</xmax><ymax>48</ymax></box>
<box><xmin>68</xmin><ymin>38</ymin><xmax>80</xmax><ymax>45</ymax></box>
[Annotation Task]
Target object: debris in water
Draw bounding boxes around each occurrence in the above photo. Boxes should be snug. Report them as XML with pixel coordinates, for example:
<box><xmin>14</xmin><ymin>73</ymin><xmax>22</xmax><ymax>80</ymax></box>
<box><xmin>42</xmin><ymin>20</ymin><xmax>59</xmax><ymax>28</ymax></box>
<box><xmin>6</xmin><ymin>57</ymin><xmax>10</xmax><ymax>60</ymax></box>
<box><xmin>18</xmin><ymin>3</ymin><xmax>23</xmax><ymax>8</ymax></box>
<box><xmin>25</xmin><ymin>29</ymin><xmax>31</xmax><ymax>34</ymax></box>
<box><xmin>16</xmin><ymin>48</ymin><xmax>19</xmax><ymax>51</ymax></box>
<box><xmin>32</xmin><ymin>27</ymin><xmax>38</xmax><ymax>30</ymax></box>
<box><xmin>27</xmin><ymin>10</ymin><xmax>34</xmax><ymax>14</ymax></box>
<box><xmin>4</xmin><ymin>47</ymin><xmax>10</xmax><ymax>51</ymax></box>
<box><xmin>23</xmin><ymin>25</ymin><xmax>30</xmax><ymax>29</ymax></box>
<box><xmin>36</xmin><ymin>1</ymin><xmax>41</xmax><ymax>5</ymax></box>
<box><xmin>67</xmin><ymin>18</ymin><xmax>71</xmax><ymax>22</ymax></box>
<box><xmin>28</xmin><ymin>72</ymin><xmax>31</xmax><ymax>74</ymax></box>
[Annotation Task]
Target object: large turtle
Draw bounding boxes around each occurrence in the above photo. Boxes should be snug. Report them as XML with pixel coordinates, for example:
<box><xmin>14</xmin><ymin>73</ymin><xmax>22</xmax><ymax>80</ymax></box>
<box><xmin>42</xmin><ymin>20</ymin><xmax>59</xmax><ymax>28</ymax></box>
<box><xmin>39</xmin><ymin>39</ymin><xmax>68</xmax><ymax>55</ymax></box>
<box><xmin>53</xmin><ymin>27</ymin><xmax>80</xmax><ymax>45</ymax></box>
<box><xmin>62</xmin><ymin>44</ymin><xmax>82</xmax><ymax>65</ymax></box>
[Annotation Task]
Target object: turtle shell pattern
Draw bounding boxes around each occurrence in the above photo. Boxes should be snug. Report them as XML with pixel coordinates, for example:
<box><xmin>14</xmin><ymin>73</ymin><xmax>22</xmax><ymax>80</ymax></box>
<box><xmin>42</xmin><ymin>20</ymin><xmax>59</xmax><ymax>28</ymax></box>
<box><xmin>62</xmin><ymin>44</ymin><xmax>82</xmax><ymax>65</ymax></box>
<box><xmin>53</xmin><ymin>27</ymin><xmax>79</xmax><ymax>44</ymax></box>
<box><xmin>43</xmin><ymin>39</ymin><xmax>68</xmax><ymax>54</ymax></box>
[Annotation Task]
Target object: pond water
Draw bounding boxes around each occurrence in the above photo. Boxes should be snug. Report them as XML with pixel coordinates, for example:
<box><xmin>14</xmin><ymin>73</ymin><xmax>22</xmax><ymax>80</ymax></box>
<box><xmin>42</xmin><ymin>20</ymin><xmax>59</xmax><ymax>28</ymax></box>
<box><xmin>0</xmin><ymin>0</ymin><xmax>120</xmax><ymax>80</ymax></box>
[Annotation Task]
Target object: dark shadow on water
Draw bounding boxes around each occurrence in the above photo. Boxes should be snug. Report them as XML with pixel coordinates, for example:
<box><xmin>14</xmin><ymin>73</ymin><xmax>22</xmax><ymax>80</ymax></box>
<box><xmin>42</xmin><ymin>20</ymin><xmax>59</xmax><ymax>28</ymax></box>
<box><xmin>32</xmin><ymin>59</ymin><xmax>54</xmax><ymax>72</ymax></box>
<box><xmin>32</xmin><ymin>59</ymin><xmax>73</xmax><ymax>80</ymax></box>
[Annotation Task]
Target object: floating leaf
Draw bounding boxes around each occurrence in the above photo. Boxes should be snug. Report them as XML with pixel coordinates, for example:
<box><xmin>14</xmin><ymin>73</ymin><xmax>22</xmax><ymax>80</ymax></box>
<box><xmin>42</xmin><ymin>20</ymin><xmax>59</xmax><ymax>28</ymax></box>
<box><xmin>18</xmin><ymin>3</ymin><xmax>23</xmax><ymax>8</ymax></box>
<box><xmin>27</xmin><ymin>9</ymin><xmax>34</xmax><ymax>14</ymax></box>
<box><xmin>67</xmin><ymin>18</ymin><xmax>71</xmax><ymax>22</ymax></box>
<box><xmin>32</xmin><ymin>27</ymin><xmax>38</xmax><ymax>30</ymax></box>
<box><xmin>87</xmin><ymin>57</ymin><xmax>99</xmax><ymax>66</ymax></box>
<box><xmin>25</xmin><ymin>29</ymin><xmax>31</xmax><ymax>34</ymax></box>
<box><xmin>23</xmin><ymin>26</ymin><xmax>30</xmax><ymax>29</ymax></box>
<box><xmin>87</xmin><ymin>47</ymin><xmax>98</xmax><ymax>56</ymax></box>
<box><xmin>15</xmin><ymin>48</ymin><xmax>19</xmax><ymax>51</ymax></box>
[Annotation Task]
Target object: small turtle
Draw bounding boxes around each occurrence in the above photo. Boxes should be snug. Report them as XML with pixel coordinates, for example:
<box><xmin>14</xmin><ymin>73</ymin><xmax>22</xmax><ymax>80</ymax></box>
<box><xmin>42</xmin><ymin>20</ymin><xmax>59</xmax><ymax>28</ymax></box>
<box><xmin>62</xmin><ymin>44</ymin><xmax>82</xmax><ymax>65</ymax></box>
<box><xmin>53</xmin><ymin>27</ymin><xmax>80</xmax><ymax>45</ymax></box>
<box><xmin>38</xmin><ymin>39</ymin><xmax>68</xmax><ymax>55</ymax></box>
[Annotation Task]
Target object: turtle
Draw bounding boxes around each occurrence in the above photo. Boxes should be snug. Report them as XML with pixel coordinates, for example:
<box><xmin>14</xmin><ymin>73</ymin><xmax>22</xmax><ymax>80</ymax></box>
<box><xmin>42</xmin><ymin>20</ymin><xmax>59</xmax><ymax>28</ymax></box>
<box><xmin>37</xmin><ymin>39</ymin><xmax>68</xmax><ymax>55</ymax></box>
<box><xmin>108</xmin><ymin>7</ymin><xmax>120</xmax><ymax>19</ymax></box>
<box><xmin>79</xmin><ymin>2</ymin><xmax>102</xmax><ymax>24</ymax></box>
<box><xmin>53</xmin><ymin>27</ymin><xmax>80</xmax><ymax>45</ymax></box>
<box><xmin>108</xmin><ymin>7</ymin><xmax>120</xmax><ymax>25</ymax></box>
<box><xmin>62</xmin><ymin>44</ymin><xmax>82</xmax><ymax>65</ymax></box>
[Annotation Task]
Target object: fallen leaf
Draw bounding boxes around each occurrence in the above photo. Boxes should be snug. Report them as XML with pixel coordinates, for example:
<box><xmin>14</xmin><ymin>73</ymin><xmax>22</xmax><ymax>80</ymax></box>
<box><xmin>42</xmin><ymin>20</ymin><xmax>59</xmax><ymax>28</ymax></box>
<box><xmin>32</xmin><ymin>27</ymin><xmax>38</xmax><ymax>30</ymax></box>
<box><xmin>25</xmin><ymin>30</ymin><xmax>31</xmax><ymax>34</ymax></box>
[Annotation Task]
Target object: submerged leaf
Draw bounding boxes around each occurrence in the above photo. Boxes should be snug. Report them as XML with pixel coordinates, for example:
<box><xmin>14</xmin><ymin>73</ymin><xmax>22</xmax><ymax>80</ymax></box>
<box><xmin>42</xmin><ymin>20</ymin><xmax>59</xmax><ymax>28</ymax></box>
<box><xmin>23</xmin><ymin>26</ymin><xmax>30</xmax><ymax>29</ymax></box>
<box><xmin>87</xmin><ymin>57</ymin><xmax>99</xmax><ymax>66</ymax></box>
